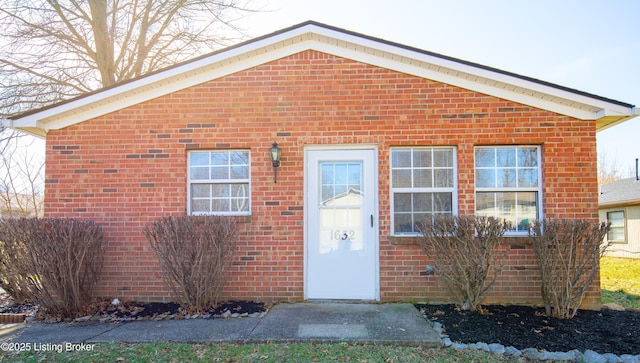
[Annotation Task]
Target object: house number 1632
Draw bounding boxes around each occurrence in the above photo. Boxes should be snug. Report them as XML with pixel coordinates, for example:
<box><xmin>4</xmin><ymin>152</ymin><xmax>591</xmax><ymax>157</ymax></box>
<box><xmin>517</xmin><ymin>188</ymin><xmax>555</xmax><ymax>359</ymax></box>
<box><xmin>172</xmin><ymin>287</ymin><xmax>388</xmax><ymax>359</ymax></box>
<box><xmin>330</xmin><ymin>230</ymin><xmax>355</xmax><ymax>240</ymax></box>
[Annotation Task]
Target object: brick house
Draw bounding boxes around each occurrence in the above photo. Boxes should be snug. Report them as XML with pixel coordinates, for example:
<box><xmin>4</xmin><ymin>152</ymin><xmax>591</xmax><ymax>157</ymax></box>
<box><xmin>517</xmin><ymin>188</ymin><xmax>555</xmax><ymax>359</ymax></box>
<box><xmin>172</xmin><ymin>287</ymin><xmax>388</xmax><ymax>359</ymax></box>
<box><xmin>5</xmin><ymin>21</ymin><xmax>638</xmax><ymax>307</ymax></box>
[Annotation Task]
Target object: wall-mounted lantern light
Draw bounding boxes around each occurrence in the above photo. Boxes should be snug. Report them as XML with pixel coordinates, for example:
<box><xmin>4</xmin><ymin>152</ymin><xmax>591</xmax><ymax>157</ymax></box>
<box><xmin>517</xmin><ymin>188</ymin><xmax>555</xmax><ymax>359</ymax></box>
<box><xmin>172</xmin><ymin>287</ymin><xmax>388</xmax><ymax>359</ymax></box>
<box><xmin>270</xmin><ymin>141</ymin><xmax>282</xmax><ymax>183</ymax></box>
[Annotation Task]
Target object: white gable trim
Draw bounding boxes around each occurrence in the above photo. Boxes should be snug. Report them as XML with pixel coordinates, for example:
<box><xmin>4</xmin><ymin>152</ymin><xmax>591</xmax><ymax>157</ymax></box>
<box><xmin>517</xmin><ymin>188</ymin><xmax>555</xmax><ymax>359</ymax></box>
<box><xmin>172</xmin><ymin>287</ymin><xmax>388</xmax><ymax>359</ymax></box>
<box><xmin>5</xmin><ymin>22</ymin><xmax>637</xmax><ymax>138</ymax></box>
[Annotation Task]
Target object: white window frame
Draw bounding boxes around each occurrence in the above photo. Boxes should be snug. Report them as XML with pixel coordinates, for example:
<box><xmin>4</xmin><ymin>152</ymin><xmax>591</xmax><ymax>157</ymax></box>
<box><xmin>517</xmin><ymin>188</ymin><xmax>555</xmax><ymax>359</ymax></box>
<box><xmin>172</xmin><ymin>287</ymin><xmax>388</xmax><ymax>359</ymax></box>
<box><xmin>606</xmin><ymin>210</ymin><xmax>626</xmax><ymax>243</ymax></box>
<box><xmin>187</xmin><ymin>150</ymin><xmax>251</xmax><ymax>216</ymax></box>
<box><xmin>390</xmin><ymin>146</ymin><xmax>458</xmax><ymax>235</ymax></box>
<box><xmin>474</xmin><ymin>145</ymin><xmax>542</xmax><ymax>235</ymax></box>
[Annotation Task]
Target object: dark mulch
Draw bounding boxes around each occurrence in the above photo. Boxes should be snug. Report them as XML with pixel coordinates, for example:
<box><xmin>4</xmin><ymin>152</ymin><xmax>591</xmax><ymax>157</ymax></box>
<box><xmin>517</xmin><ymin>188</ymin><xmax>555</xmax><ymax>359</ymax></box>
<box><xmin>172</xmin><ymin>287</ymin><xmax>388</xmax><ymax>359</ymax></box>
<box><xmin>0</xmin><ymin>290</ymin><xmax>267</xmax><ymax>322</ymax></box>
<box><xmin>417</xmin><ymin>304</ymin><xmax>640</xmax><ymax>355</ymax></box>
<box><xmin>84</xmin><ymin>300</ymin><xmax>267</xmax><ymax>320</ymax></box>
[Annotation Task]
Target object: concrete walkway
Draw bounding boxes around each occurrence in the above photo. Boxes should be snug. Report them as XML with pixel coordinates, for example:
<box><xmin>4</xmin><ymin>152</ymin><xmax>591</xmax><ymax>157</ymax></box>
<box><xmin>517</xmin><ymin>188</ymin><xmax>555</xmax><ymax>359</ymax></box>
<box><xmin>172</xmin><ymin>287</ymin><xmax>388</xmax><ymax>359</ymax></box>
<box><xmin>0</xmin><ymin>303</ymin><xmax>441</xmax><ymax>346</ymax></box>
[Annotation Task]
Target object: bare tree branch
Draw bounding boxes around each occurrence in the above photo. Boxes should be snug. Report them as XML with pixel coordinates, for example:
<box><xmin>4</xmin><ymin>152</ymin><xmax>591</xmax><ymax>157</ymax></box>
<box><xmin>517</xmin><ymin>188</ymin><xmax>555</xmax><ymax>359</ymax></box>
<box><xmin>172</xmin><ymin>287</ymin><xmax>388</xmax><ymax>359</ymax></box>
<box><xmin>0</xmin><ymin>130</ymin><xmax>44</xmax><ymax>218</ymax></box>
<box><xmin>0</xmin><ymin>0</ymin><xmax>258</xmax><ymax>114</ymax></box>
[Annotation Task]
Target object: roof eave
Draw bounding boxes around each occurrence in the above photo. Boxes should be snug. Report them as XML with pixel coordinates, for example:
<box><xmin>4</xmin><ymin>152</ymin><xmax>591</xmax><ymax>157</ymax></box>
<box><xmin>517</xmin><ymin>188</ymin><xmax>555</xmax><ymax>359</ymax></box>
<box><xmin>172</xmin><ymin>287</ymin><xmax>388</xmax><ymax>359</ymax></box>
<box><xmin>6</xmin><ymin>21</ymin><xmax>639</xmax><ymax>137</ymax></box>
<box><xmin>599</xmin><ymin>199</ymin><xmax>640</xmax><ymax>208</ymax></box>
<box><xmin>595</xmin><ymin>107</ymin><xmax>640</xmax><ymax>132</ymax></box>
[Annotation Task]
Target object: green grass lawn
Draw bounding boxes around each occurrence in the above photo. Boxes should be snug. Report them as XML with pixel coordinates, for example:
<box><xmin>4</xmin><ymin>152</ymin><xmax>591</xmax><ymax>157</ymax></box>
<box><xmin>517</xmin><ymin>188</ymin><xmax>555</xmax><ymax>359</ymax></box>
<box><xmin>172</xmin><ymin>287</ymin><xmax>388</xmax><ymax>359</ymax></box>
<box><xmin>0</xmin><ymin>342</ymin><xmax>528</xmax><ymax>362</ymax></box>
<box><xmin>600</xmin><ymin>256</ymin><xmax>640</xmax><ymax>309</ymax></box>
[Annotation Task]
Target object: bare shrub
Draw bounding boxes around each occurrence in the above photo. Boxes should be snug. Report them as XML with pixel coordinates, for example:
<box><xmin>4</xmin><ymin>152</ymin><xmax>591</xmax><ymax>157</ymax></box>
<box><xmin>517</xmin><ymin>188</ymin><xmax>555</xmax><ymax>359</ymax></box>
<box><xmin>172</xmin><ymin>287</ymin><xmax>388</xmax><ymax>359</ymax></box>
<box><xmin>144</xmin><ymin>215</ymin><xmax>237</xmax><ymax>313</ymax></box>
<box><xmin>0</xmin><ymin>218</ymin><xmax>105</xmax><ymax>317</ymax></box>
<box><xmin>529</xmin><ymin>219</ymin><xmax>610</xmax><ymax>319</ymax></box>
<box><xmin>417</xmin><ymin>215</ymin><xmax>509</xmax><ymax>311</ymax></box>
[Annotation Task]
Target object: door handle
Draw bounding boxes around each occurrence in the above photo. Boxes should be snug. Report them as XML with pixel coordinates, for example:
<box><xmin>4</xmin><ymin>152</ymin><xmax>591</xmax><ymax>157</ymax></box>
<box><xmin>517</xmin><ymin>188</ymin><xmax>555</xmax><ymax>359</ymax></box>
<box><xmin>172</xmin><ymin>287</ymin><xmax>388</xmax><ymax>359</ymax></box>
<box><xmin>370</xmin><ymin>214</ymin><xmax>374</xmax><ymax>228</ymax></box>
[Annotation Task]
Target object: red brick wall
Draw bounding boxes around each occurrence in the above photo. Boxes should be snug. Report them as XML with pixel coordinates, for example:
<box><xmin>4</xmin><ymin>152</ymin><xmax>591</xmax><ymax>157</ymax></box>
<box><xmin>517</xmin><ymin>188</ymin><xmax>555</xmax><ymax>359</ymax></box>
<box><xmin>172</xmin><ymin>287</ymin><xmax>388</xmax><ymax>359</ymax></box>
<box><xmin>44</xmin><ymin>50</ymin><xmax>601</xmax><ymax>307</ymax></box>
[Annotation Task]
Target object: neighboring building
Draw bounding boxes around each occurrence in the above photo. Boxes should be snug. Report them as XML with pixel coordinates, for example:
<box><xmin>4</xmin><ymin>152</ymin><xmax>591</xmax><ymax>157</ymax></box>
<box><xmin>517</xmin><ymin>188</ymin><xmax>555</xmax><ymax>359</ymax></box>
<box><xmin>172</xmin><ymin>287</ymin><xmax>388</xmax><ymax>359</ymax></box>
<box><xmin>599</xmin><ymin>175</ymin><xmax>640</xmax><ymax>258</ymax></box>
<box><xmin>4</xmin><ymin>22</ymin><xmax>639</xmax><ymax>307</ymax></box>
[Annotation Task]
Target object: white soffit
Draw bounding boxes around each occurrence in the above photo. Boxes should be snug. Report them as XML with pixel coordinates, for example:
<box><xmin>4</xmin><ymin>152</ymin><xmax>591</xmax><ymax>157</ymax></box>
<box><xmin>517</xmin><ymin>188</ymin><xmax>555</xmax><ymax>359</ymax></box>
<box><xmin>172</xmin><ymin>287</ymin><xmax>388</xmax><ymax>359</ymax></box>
<box><xmin>6</xmin><ymin>22</ymin><xmax>637</xmax><ymax>138</ymax></box>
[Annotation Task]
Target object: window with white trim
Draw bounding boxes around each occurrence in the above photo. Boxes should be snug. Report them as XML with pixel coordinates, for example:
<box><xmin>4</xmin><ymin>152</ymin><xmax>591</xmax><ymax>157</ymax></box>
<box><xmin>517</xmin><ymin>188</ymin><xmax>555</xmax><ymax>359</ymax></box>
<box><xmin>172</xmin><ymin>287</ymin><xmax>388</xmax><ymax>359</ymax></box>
<box><xmin>607</xmin><ymin>210</ymin><xmax>625</xmax><ymax>243</ymax></box>
<box><xmin>188</xmin><ymin>150</ymin><xmax>250</xmax><ymax>215</ymax></box>
<box><xmin>475</xmin><ymin>146</ymin><xmax>541</xmax><ymax>233</ymax></box>
<box><xmin>391</xmin><ymin>147</ymin><xmax>457</xmax><ymax>234</ymax></box>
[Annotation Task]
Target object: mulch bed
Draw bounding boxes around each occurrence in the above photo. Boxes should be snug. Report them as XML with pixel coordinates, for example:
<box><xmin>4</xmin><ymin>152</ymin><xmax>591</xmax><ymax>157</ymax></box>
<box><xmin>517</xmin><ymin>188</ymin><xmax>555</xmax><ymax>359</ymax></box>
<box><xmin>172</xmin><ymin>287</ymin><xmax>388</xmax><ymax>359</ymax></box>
<box><xmin>0</xmin><ymin>291</ymin><xmax>267</xmax><ymax>323</ymax></box>
<box><xmin>417</xmin><ymin>303</ymin><xmax>640</xmax><ymax>355</ymax></box>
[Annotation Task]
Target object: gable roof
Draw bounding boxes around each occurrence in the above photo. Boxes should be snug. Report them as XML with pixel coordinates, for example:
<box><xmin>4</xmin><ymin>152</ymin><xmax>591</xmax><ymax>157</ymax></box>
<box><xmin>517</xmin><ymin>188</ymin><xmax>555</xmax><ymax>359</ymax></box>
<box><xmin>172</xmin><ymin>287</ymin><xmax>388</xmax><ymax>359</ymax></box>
<box><xmin>599</xmin><ymin>177</ymin><xmax>640</xmax><ymax>207</ymax></box>
<box><xmin>4</xmin><ymin>20</ymin><xmax>639</xmax><ymax>138</ymax></box>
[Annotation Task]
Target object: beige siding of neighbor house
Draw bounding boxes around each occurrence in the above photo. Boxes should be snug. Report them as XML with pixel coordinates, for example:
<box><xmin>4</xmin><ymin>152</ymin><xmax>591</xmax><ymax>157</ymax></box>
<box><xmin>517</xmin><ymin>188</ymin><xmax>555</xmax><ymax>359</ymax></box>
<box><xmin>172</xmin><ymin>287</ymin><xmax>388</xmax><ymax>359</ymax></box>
<box><xmin>600</xmin><ymin>205</ymin><xmax>640</xmax><ymax>259</ymax></box>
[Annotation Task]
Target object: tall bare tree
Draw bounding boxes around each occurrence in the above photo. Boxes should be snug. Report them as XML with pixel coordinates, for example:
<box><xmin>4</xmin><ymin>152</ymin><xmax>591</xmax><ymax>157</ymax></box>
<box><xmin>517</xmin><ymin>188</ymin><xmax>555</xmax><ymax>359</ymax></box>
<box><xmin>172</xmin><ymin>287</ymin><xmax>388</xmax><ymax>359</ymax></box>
<box><xmin>0</xmin><ymin>0</ymin><xmax>257</xmax><ymax>115</ymax></box>
<box><xmin>0</xmin><ymin>0</ymin><xmax>258</xmax><ymax>217</ymax></box>
<box><xmin>597</xmin><ymin>152</ymin><xmax>624</xmax><ymax>186</ymax></box>
<box><xmin>0</xmin><ymin>131</ymin><xmax>44</xmax><ymax>218</ymax></box>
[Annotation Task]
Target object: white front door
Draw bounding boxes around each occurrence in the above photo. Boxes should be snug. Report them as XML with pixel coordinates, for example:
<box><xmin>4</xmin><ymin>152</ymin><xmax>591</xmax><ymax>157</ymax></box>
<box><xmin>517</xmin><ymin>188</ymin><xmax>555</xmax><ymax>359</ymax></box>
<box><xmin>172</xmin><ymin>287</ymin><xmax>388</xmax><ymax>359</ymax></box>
<box><xmin>305</xmin><ymin>148</ymin><xmax>379</xmax><ymax>300</ymax></box>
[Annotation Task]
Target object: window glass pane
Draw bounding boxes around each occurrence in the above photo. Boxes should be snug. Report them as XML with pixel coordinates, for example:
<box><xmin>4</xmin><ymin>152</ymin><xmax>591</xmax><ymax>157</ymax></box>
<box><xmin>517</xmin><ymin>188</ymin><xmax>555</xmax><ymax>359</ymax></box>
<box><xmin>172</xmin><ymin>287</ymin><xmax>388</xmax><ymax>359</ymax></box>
<box><xmin>230</xmin><ymin>195</ymin><xmax>249</xmax><ymax>212</ymax></box>
<box><xmin>231</xmin><ymin>184</ymin><xmax>248</xmax><ymax>198</ymax></box>
<box><xmin>335</xmin><ymin>164</ymin><xmax>347</xmax><ymax>184</ymax></box>
<box><xmin>476</xmin><ymin>169</ymin><xmax>495</xmax><ymax>188</ymax></box>
<box><xmin>496</xmin><ymin>148</ymin><xmax>516</xmax><ymax>167</ymax></box>
<box><xmin>475</xmin><ymin>148</ymin><xmax>495</xmax><ymax>167</ymax></box>
<box><xmin>433</xmin><ymin>192</ymin><xmax>453</xmax><ymax>212</ymax></box>
<box><xmin>191</xmin><ymin>200</ymin><xmax>210</xmax><ymax>213</ymax></box>
<box><xmin>608</xmin><ymin>211</ymin><xmax>624</xmax><ymax>227</ymax></box>
<box><xmin>392</xmin><ymin>150</ymin><xmax>412</xmax><ymax>168</ymax></box>
<box><xmin>607</xmin><ymin>211</ymin><xmax>625</xmax><ymax>241</ymax></box>
<box><xmin>190</xmin><ymin>152</ymin><xmax>209</xmax><ymax>166</ymax></box>
<box><xmin>518</xmin><ymin>147</ymin><xmax>538</xmax><ymax>167</ymax></box>
<box><xmin>476</xmin><ymin>192</ymin><xmax>496</xmax><ymax>217</ymax></box>
<box><xmin>433</xmin><ymin>149</ymin><xmax>453</xmax><ymax>167</ymax></box>
<box><xmin>211</xmin><ymin>184</ymin><xmax>230</xmax><ymax>198</ymax></box>
<box><xmin>413</xmin><ymin>150</ymin><xmax>432</xmax><ymax>167</ymax></box>
<box><xmin>392</xmin><ymin>169</ymin><xmax>412</xmax><ymax>188</ymax></box>
<box><xmin>394</xmin><ymin>213</ymin><xmax>413</xmax><ymax>233</ymax></box>
<box><xmin>322</xmin><ymin>186</ymin><xmax>334</xmax><ymax>204</ymax></box>
<box><xmin>496</xmin><ymin>168</ymin><xmax>517</xmax><ymax>187</ymax></box>
<box><xmin>495</xmin><ymin>192</ymin><xmax>517</xmax><ymax>230</ymax></box>
<box><xmin>210</xmin><ymin>166</ymin><xmax>229</xmax><ymax>179</ymax></box>
<box><xmin>518</xmin><ymin>168</ymin><xmax>538</xmax><ymax>187</ymax></box>
<box><xmin>348</xmin><ymin>164</ymin><xmax>361</xmax><ymax>185</ymax></box>
<box><xmin>230</xmin><ymin>184</ymin><xmax>249</xmax><ymax>212</ymax></box>
<box><xmin>516</xmin><ymin>192</ymin><xmax>538</xmax><ymax>231</ymax></box>
<box><xmin>413</xmin><ymin>169</ymin><xmax>433</xmax><ymax>188</ymax></box>
<box><xmin>609</xmin><ymin>228</ymin><xmax>624</xmax><ymax>241</ymax></box>
<box><xmin>394</xmin><ymin>193</ymin><xmax>412</xmax><ymax>212</ymax></box>
<box><xmin>230</xmin><ymin>151</ymin><xmax>249</xmax><ymax>165</ymax></box>
<box><xmin>191</xmin><ymin>184</ymin><xmax>210</xmax><ymax>198</ymax></box>
<box><xmin>210</xmin><ymin>152</ymin><xmax>228</xmax><ymax>165</ymax></box>
<box><xmin>413</xmin><ymin>213</ymin><xmax>431</xmax><ymax>229</ymax></box>
<box><xmin>434</xmin><ymin>169</ymin><xmax>453</xmax><ymax>188</ymax></box>
<box><xmin>230</xmin><ymin>165</ymin><xmax>249</xmax><ymax>179</ymax></box>
<box><xmin>190</xmin><ymin>166</ymin><xmax>209</xmax><ymax>180</ymax></box>
<box><xmin>212</xmin><ymin>199</ymin><xmax>230</xmax><ymax>212</ymax></box>
<box><xmin>334</xmin><ymin>185</ymin><xmax>347</xmax><ymax>199</ymax></box>
<box><xmin>413</xmin><ymin>193</ymin><xmax>433</xmax><ymax>212</ymax></box>
<box><xmin>321</xmin><ymin>164</ymin><xmax>333</xmax><ymax>184</ymax></box>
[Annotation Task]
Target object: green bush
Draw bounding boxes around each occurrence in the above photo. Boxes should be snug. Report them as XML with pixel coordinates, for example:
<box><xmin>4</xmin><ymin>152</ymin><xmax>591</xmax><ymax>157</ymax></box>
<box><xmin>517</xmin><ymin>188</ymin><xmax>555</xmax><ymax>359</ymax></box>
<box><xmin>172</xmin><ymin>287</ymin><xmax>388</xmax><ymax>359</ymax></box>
<box><xmin>0</xmin><ymin>218</ymin><xmax>105</xmax><ymax>318</ymax></box>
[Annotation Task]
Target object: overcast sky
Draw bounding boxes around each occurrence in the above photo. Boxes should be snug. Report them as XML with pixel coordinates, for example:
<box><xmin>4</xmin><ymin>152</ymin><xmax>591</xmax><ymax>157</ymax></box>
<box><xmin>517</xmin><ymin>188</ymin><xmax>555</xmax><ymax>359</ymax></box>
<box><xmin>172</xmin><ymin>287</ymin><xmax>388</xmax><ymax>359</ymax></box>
<box><xmin>242</xmin><ymin>0</ymin><xmax>640</xmax><ymax>177</ymax></box>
